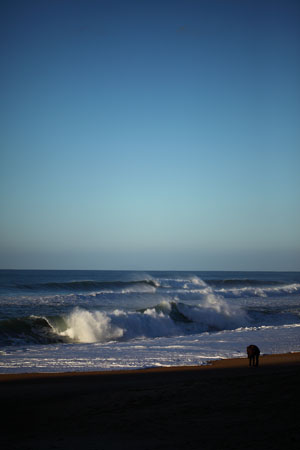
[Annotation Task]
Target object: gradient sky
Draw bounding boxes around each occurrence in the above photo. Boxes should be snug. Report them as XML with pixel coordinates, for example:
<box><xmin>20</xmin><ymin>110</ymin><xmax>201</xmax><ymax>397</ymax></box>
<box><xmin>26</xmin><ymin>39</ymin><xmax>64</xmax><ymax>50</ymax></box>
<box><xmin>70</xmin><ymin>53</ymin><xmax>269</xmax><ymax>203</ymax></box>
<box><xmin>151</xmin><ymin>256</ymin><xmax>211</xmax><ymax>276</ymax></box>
<box><xmin>1</xmin><ymin>0</ymin><xmax>299</xmax><ymax>270</ymax></box>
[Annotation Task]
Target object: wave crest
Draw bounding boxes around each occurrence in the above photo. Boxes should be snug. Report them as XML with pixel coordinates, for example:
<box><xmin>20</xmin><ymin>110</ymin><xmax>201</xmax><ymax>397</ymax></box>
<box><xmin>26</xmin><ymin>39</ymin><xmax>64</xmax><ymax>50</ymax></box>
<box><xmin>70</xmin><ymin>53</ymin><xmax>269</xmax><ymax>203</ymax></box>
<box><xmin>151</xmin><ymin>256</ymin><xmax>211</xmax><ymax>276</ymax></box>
<box><xmin>54</xmin><ymin>287</ymin><xmax>248</xmax><ymax>343</ymax></box>
<box><xmin>0</xmin><ymin>279</ymin><xmax>249</xmax><ymax>345</ymax></box>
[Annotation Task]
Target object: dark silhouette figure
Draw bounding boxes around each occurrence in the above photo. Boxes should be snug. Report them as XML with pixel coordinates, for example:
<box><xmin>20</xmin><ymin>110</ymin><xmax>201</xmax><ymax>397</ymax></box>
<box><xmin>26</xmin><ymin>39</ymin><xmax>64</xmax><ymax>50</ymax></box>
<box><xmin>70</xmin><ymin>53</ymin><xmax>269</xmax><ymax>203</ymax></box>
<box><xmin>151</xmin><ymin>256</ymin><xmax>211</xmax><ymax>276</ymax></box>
<box><xmin>247</xmin><ymin>345</ymin><xmax>260</xmax><ymax>366</ymax></box>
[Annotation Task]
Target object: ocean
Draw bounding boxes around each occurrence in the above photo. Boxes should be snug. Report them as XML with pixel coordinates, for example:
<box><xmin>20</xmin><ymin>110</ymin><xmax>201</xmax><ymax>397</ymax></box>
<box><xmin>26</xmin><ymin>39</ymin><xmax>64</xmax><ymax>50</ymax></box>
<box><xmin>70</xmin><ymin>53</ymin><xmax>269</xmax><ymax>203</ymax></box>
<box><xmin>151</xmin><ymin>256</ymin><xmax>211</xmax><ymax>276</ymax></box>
<box><xmin>0</xmin><ymin>270</ymin><xmax>300</xmax><ymax>373</ymax></box>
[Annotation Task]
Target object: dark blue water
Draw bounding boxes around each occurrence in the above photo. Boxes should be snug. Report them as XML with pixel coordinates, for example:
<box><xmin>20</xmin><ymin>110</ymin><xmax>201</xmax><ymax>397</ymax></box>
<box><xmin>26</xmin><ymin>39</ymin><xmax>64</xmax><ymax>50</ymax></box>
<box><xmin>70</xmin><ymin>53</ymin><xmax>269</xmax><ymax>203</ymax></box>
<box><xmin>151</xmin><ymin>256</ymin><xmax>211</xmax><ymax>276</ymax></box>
<box><xmin>0</xmin><ymin>270</ymin><xmax>300</xmax><ymax>346</ymax></box>
<box><xmin>1</xmin><ymin>269</ymin><xmax>299</xmax><ymax>294</ymax></box>
<box><xmin>1</xmin><ymin>270</ymin><xmax>300</xmax><ymax>373</ymax></box>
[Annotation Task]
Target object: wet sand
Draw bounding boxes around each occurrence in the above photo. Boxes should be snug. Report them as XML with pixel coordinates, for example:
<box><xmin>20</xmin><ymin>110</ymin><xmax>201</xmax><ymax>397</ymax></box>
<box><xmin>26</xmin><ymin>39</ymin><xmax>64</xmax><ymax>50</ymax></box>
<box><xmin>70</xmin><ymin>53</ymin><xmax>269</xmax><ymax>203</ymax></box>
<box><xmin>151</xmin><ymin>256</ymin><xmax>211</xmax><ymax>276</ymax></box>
<box><xmin>1</xmin><ymin>352</ymin><xmax>300</xmax><ymax>449</ymax></box>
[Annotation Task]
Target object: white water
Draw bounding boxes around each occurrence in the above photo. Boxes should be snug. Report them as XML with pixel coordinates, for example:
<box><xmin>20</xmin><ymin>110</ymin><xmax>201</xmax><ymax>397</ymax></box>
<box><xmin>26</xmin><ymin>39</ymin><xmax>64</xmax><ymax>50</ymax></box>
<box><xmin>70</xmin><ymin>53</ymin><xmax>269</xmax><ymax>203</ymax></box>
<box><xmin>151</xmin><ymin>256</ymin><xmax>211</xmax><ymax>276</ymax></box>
<box><xmin>1</xmin><ymin>324</ymin><xmax>299</xmax><ymax>373</ymax></box>
<box><xmin>1</xmin><ymin>272</ymin><xmax>300</xmax><ymax>373</ymax></box>
<box><xmin>49</xmin><ymin>291</ymin><xmax>249</xmax><ymax>344</ymax></box>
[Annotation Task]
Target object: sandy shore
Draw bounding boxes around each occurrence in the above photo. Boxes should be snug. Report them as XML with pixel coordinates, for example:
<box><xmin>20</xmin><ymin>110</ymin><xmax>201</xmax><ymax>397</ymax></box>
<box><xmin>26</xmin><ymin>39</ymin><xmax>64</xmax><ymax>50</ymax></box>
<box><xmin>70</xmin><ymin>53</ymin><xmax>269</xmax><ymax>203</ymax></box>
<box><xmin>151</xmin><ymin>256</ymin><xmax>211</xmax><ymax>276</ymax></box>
<box><xmin>1</xmin><ymin>353</ymin><xmax>300</xmax><ymax>449</ymax></box>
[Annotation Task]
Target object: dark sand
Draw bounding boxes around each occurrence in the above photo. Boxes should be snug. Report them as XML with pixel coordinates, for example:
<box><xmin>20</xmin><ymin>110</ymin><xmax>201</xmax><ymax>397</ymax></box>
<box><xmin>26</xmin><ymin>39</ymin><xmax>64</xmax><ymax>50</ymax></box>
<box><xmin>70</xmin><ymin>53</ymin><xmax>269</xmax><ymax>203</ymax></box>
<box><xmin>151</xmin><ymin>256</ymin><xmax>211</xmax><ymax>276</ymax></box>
<box><xmin>1</xmin><ymin>353</ymin><xmax>300</xmax><ymax>450</ymax></box>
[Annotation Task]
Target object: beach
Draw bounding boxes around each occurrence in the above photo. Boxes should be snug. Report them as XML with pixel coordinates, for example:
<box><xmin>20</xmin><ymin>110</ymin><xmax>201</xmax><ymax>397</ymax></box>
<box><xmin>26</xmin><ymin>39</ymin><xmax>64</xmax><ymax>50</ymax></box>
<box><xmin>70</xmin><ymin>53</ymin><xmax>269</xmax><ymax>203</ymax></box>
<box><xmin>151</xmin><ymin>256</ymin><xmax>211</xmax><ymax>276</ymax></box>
<box><xmin>1</xmin><ymin>270</ymin><xmax>300</xmax><ymax>374</ymax></box>
<box><xmin>1</xmin><ymin>352</ymin><xmax>300</xmax><ymax>450</ymax></box>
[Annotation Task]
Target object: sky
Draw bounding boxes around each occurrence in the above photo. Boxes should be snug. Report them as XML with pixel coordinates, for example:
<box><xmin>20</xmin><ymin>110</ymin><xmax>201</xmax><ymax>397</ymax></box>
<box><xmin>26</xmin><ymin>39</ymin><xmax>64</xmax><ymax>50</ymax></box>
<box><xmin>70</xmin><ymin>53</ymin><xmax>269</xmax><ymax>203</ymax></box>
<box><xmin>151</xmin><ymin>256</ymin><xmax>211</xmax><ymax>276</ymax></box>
<box><xmin>0</xmin><ymin>0</ymin><xmax>299</xmax><ymax>271</ymax></box>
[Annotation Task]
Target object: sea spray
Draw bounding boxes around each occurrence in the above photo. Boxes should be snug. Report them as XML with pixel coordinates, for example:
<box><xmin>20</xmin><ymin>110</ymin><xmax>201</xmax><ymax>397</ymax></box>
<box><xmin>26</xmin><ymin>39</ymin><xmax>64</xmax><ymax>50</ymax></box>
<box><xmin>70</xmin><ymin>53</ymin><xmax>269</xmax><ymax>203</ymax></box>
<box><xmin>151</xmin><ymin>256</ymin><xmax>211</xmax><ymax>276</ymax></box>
<box><xmin>0</xmin><ymin>284</ymin><xmax>249</xmax><ymax>345</ymax></box>
<box><xmin>1</xmin><ymin>270</ymin><xmax>300</xmax><ymax>373</ymax></box>
<box><xmin>57</xmin><ymin>305</ymin><xmax>179</xmax><ymax>343</ymax></box>
<box><xmin>177</xmin><ymin>277</ymin><xmax>249</xmax><ymax>331</ymax></box>
<box><xmin>54</xmin><ymin>281</ymin><xmax>248</xmax><ymax>343</ymax></box>
<box><xmin>177</xmin><ymin>294</ymin><xmax>248</xmax><ymax>331</ymax></box>
<box><xmin>58</xmin><ymin>308</ymin><xmax>124</xmax><ymax>343</ymax></box>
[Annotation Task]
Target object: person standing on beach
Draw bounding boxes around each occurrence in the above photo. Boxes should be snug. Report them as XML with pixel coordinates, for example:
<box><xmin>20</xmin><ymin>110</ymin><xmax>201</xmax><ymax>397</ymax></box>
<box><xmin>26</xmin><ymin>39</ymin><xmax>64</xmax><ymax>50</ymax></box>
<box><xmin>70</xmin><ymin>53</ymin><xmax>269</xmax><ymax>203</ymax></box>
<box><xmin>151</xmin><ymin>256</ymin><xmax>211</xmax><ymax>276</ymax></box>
<box><xmin>247</xmin><ymin>345</ymin><xmax>260</xmax><ymax>366</ymax></box>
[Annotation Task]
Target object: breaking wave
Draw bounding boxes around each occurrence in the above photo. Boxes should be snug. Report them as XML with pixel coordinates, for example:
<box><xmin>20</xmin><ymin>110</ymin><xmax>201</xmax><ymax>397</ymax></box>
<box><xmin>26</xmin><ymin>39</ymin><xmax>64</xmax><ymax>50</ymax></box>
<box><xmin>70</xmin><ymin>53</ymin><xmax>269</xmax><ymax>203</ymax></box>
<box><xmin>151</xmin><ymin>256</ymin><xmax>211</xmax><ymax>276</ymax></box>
<box><xmin>1</xmin><ymin>275</ymin><xmax>299</xmax><ymax>347</ymax></box>
<box><xmin>0</xmin><ymin>292</ymin><xmax>248</xmax><ymax>345</ymax></box>
<box><xmin>0</xmin><ymin>316</ymin><xmax>64</xmax><ymax>345</ymax></box>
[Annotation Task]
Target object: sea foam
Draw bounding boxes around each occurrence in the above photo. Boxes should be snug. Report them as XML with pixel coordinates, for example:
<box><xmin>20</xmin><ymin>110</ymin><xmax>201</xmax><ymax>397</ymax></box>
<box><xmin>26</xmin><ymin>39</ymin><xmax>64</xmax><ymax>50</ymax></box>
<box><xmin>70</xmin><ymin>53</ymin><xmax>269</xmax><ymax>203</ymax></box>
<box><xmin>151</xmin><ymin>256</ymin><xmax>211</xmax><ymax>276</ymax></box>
<box><xmin>53</xmin><ymin>280</ymin><xmax>248</xmax><ymax>344</ymax></box>
<box><xmin>1</xmin><ymin>270</ymin><xmax>300</xmax><ymax>373</ymax></box>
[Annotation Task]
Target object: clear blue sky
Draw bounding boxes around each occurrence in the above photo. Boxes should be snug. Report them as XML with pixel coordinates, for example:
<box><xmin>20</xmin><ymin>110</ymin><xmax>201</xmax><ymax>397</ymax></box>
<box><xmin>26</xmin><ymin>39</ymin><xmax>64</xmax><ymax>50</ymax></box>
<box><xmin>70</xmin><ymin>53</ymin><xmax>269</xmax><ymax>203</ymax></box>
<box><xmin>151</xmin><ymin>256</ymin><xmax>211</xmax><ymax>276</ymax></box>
<box><xmin>1</xmin><ymin>0</ymin><xmax>299</xmax><ymax>270</ymax></box>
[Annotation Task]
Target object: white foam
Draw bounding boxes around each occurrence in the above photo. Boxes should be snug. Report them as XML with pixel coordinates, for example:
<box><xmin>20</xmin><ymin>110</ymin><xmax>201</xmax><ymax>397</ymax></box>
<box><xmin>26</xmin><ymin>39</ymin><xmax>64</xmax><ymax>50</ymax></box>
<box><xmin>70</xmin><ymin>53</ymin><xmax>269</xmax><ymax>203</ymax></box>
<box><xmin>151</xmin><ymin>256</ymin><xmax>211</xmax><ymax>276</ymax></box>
<box><xmin>1</xmin><ymin>274</ymin><xmax>300</xmax><ymax>373</ymax></box>
<box><xmin>1</xmin><ymin>323</ymin><xmax>300</xmax><ymax>373</ymax></box>
<box><xmin>177</xmin><ymin>280</ymin><xmax>249</xmax><ymax>331</ymax></box>
<box><xmin>218</xmin><ymin>283</ymin><xmax>300</xmax><ymax>298</ymax></box>
<box><xmin>177</xmin><ymin>295</ymin><xmax>248</xmax><ymax>331</ymax></box>
<box><xmin>52</xmin><ymin>289</ymin><xmax>248</xmax><ymax>344</ymax></box>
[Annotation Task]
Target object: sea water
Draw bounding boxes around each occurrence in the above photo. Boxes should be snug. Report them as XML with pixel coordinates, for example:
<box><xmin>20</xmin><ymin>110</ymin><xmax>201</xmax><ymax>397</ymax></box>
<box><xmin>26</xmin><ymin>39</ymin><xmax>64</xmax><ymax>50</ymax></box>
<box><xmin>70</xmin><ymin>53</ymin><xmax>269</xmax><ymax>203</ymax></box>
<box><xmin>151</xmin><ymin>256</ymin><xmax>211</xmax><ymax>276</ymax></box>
<box><xmin>0</xmin><ymin>270</ymin><xmax>299</xmax><ymax>373</ymax></box>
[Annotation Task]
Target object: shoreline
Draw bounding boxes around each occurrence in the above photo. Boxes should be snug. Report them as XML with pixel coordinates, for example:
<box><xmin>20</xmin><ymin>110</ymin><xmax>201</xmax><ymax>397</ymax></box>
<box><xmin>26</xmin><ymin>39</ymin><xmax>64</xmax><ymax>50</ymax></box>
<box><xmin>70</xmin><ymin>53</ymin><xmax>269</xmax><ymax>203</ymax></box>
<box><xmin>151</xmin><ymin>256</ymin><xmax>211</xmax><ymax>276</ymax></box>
<box><xmin>1</xmin><ymin>351</ymin><xmax>300</xmax><ymax>450</ymax></box>
<box><xmin>1</xmin><ymin>351</ymin><xmax>299</xmax><ymax>382</ymax></box>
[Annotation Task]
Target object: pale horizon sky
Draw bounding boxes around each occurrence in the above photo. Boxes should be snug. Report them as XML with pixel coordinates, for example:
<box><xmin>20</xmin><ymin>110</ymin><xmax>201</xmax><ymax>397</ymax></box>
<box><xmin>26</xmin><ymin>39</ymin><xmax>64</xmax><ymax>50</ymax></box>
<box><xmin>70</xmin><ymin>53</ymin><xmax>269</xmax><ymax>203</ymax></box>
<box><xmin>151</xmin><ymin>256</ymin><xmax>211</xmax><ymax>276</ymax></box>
<box><xmin>1</xmin><ymin>0</ymin><xmax>300</xmax><ymax>271</ymax></box>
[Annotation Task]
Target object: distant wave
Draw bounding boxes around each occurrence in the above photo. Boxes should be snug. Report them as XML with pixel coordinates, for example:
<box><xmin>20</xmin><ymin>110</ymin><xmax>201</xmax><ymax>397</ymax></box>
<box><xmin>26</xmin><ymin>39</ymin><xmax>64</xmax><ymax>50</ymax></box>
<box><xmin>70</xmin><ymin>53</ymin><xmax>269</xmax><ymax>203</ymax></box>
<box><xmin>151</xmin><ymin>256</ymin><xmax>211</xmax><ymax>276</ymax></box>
<box><xmin>5</xmin><ymin>276</ymin><xmax>300</xmax><ymax>305</ymax></box>
<box><xmin>216</xmin><ymin>283</ymin><xmax>300</xmax><ymax>298</ymax></box>
<box><xmin>206</xmin><ymin>279</ymin><xmax>284</xmax><ymax>287</ymax></box>
<box><xmin>12</xmin><ymin>276</ymin><xmax>291</xmax><ymax>293</ymax></box>
<box><xmin>157</xmin><ymin>277</ymin><xmax>300</xmax><ymax>299</ymax></box>
<box><xmin>13</xmin><ymin>279</ymin><xmax>160</xmax><ymax>293</ymax></box>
